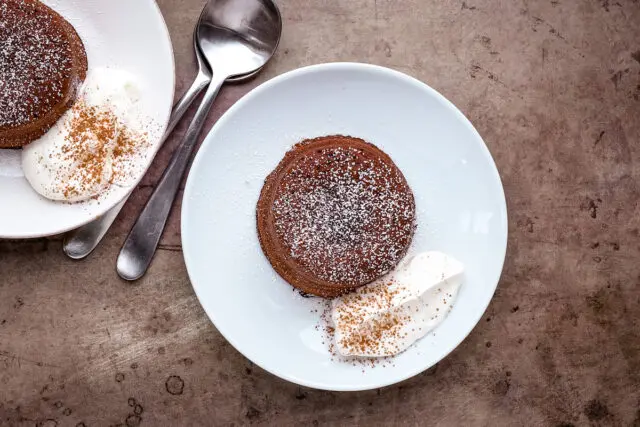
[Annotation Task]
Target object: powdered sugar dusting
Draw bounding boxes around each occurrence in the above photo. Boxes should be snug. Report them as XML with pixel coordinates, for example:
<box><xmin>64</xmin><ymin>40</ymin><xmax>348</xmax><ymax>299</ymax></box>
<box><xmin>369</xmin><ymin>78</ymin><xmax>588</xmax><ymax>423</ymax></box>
<box><xmin>0</xmin><ymin>0</ymin><xmax>77</xmax><ymax>128</ymax></box>
<box><xmin>271</xmin><ymin>140</ymin><xmax>415</xmax><ymax>287</ymax></box>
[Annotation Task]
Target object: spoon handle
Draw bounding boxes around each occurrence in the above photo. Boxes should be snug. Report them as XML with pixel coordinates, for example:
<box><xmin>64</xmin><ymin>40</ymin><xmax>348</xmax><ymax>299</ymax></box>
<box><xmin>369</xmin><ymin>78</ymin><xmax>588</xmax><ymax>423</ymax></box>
<box><xmin>116</xmin><ymin>74</ymin><xmax>226</xmax><ymax>281</ymax></box>
<box><xmin>62</xmin><ymin>70</ymin><xmax>211</xmax><ymax>260</ymax></box>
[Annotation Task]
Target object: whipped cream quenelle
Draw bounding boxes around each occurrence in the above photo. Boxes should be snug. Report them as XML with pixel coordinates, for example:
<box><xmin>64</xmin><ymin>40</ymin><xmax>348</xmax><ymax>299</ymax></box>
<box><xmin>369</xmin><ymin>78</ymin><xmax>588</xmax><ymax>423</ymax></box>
<box><xmin>331</xmin><ymin>251</ymin><xmax>464</xmax><ymax>357</ymax></box>
<box><xmin>22</xmin><ymin>67</ymin><xmax>147</xmax><ymax>202</ymax></box>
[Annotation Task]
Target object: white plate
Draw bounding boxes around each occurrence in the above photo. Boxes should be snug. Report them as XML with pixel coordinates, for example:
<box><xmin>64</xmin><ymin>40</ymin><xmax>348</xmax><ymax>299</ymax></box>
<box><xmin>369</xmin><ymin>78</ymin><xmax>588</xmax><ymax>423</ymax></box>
<box><xmin>0</xmin><ymin>0</ymin><xmax>174</xmax><ymax>238</ymax></box>
<box><xmin>182</xmin><ymin>63</ymin><xmax>508</xmax><ymax>391</ymax></box>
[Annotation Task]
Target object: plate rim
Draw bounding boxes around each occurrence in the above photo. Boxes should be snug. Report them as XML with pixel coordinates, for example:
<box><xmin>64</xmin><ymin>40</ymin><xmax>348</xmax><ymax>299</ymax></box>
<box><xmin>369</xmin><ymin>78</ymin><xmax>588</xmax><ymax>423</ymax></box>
<box><xmin>0</xmin><ymin>0</ymin><xmax>176</xmax><ymax>239</ymax></box>
<box><xmin>182</xmin><ymin>62</ymin><xmax>508</xmax><ymax>391</ymax></box>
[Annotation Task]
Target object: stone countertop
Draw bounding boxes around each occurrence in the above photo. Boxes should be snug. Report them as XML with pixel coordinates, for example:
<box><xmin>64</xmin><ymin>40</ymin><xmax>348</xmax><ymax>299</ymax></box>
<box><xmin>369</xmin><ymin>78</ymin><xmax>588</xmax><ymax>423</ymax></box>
<box><xmin>1</xmin><ymin>0</ymin><xmax>639</xmax><ymax>425</ymax></box>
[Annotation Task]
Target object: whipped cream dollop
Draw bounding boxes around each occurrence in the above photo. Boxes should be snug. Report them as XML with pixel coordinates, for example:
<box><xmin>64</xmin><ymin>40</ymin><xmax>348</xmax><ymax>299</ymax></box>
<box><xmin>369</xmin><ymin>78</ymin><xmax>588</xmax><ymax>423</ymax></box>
<box><xmin>331</xmin><ymin>251</ymin><xmax>464</xmax><ymax>357</ymax></box>
<box><xmin>22</xmin><ymin>67</ymin><xmax>146</xmax><ymax>202</ymax></box>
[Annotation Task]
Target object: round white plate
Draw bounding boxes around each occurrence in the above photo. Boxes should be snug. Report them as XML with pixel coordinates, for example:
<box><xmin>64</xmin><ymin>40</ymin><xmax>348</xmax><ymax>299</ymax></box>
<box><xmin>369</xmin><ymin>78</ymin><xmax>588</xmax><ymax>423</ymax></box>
<box><xmin>0</xmin><ymin>0</ymin><xmax>174</xmax><ymax>238</ymax></box>
<box><xmin>182</xmin><ymin>63</ymin><xmax>508</xmax><ymax>391</ymax></box>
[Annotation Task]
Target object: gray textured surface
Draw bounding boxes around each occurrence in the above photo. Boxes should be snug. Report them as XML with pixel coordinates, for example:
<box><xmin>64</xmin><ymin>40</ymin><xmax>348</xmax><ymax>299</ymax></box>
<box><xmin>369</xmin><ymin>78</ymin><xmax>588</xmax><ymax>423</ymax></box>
<box><xmin>1</xmin><ymin>0</ymin><xmax>640</xmax><ymax>425</ymax></box>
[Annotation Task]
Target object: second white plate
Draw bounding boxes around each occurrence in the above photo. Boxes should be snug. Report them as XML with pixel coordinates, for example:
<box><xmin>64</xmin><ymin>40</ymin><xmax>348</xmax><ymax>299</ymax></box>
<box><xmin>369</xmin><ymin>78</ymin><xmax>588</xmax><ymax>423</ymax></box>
<box><xmin>182</xmin><ymin>63</ymin><xmax>508</xmax><ymax>391</ymax></box>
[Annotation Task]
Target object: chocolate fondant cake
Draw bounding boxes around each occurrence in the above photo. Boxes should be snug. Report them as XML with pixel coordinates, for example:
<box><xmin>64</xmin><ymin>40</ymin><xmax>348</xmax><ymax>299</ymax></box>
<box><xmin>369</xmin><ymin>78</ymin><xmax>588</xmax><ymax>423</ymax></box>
<box><xmin>257</xmin><ymin>135</ymin><xmax>416</xmax><ymax>298</ymax></box>
<box><xmin>0</xmin><ymin>0</ymin><xmax>88</xmax><ymax>148</ymax></box>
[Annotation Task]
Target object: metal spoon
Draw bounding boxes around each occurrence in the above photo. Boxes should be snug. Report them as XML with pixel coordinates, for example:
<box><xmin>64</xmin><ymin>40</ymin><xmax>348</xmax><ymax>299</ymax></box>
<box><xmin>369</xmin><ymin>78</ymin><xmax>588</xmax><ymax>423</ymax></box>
<box><xmin>62</xmin><ymin>2</ymin><xmax>260</xmax><ymax>260</ymax></box>
<box><xmin>116</xmin><ymin>0</ymin><xmax>282</xmax><ymax>281</ymax></box>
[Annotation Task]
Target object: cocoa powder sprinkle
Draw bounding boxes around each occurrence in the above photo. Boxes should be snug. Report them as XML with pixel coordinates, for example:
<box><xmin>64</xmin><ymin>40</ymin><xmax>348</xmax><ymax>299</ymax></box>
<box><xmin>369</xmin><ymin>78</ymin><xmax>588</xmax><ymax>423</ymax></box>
<box><xmin>43</xmin><ymin>101</ymin><xmax>147</xmax><ymax>200</ymax></box>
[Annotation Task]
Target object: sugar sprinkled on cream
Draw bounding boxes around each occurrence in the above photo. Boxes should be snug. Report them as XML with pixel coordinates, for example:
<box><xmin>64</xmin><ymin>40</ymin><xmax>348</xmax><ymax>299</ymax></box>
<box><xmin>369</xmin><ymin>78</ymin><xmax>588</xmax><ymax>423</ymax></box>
<box><xmin>331</xmin><ymin>251</ymin><xmax>464</xmax><ymax>357</ymax></box>
<box><xmin>22</xmin><ymin>67</ymin><xmax>149</xmax><ymax>202</ymax></box>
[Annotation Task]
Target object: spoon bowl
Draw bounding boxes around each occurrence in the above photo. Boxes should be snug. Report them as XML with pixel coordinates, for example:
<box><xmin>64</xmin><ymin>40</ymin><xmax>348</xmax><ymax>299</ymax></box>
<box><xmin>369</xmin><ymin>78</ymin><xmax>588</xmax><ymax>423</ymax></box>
<box><xmin>198</xmin><ymin>0</ymin><xmax>282</xmax><ymax>78</ymax></box>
